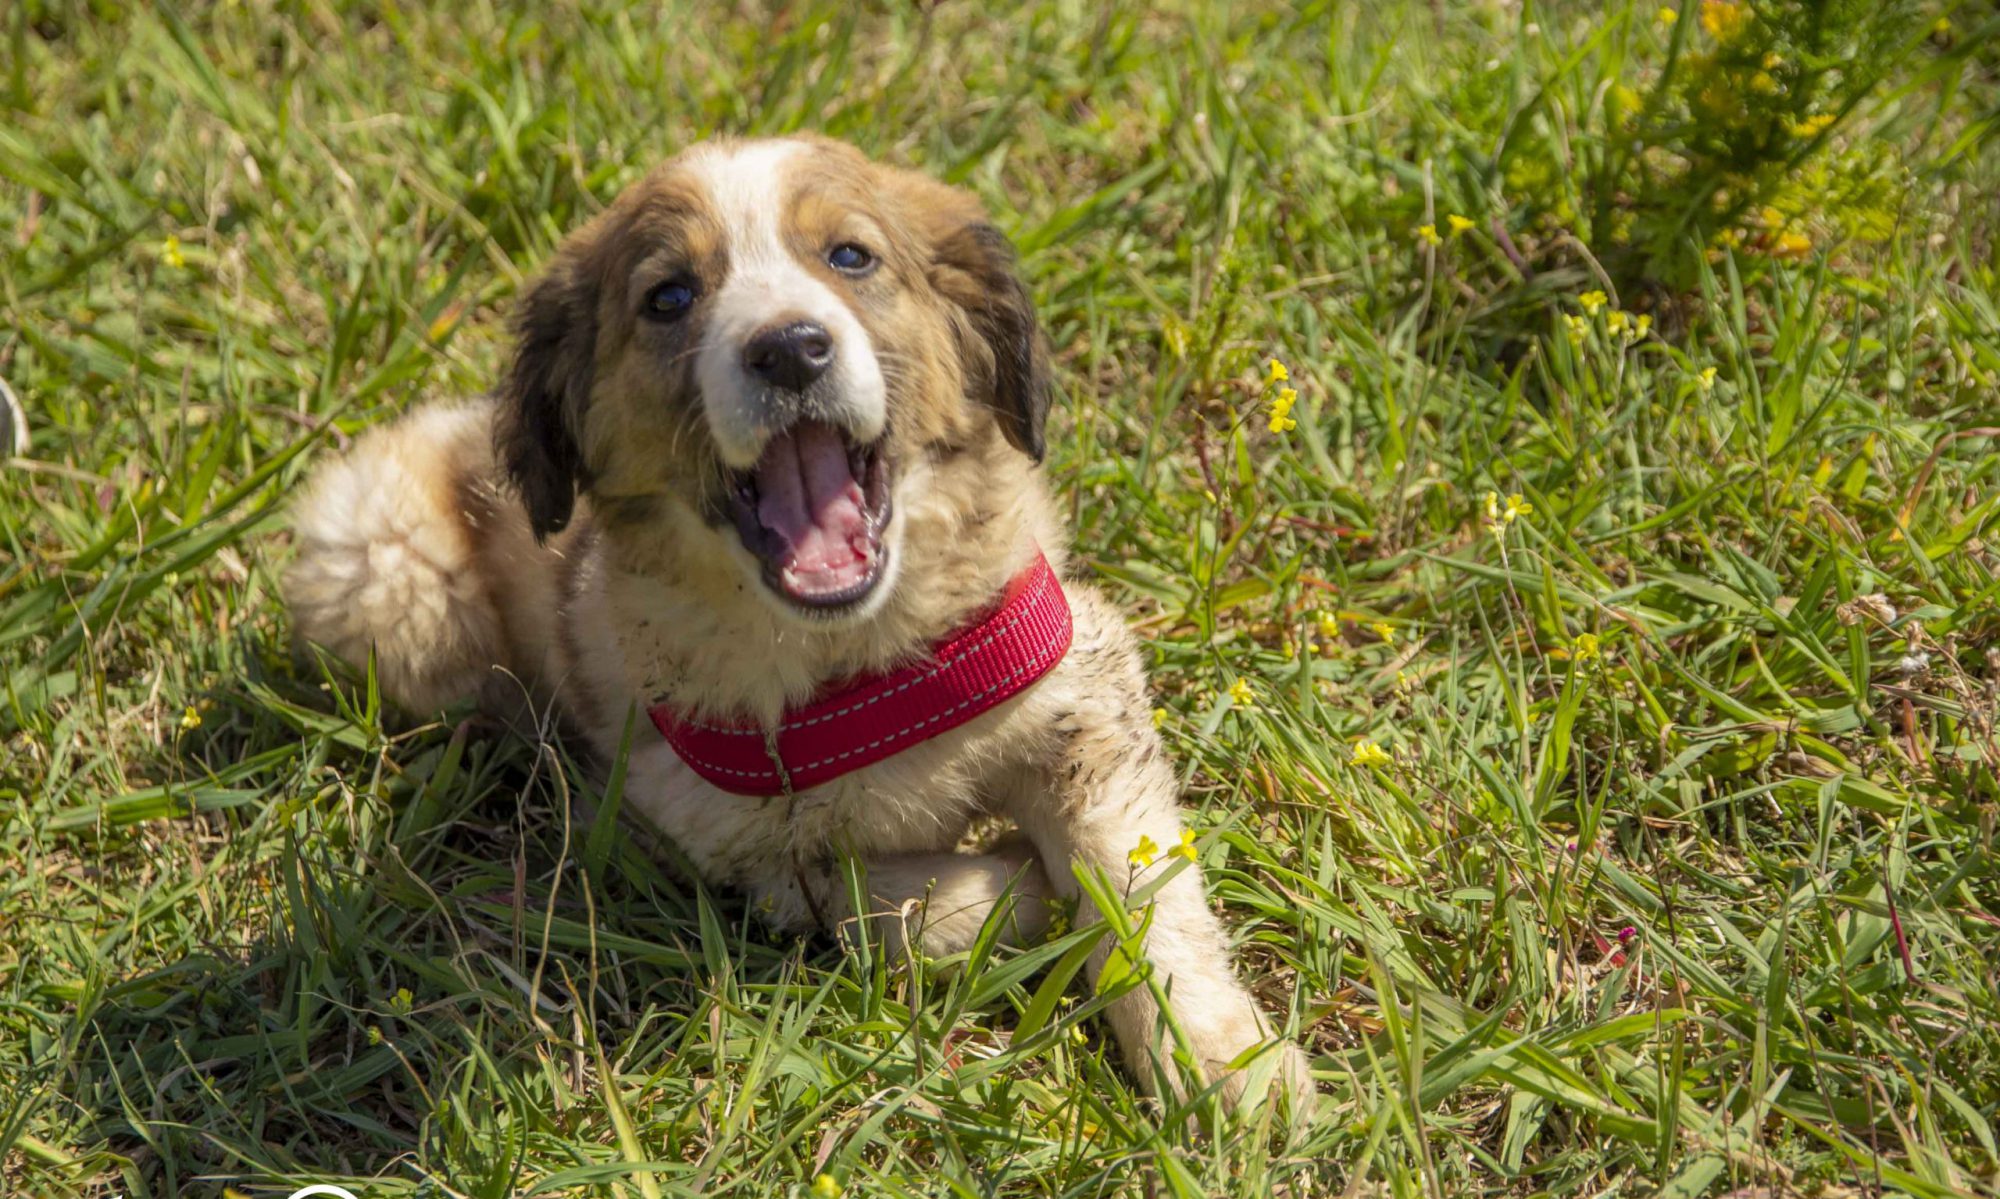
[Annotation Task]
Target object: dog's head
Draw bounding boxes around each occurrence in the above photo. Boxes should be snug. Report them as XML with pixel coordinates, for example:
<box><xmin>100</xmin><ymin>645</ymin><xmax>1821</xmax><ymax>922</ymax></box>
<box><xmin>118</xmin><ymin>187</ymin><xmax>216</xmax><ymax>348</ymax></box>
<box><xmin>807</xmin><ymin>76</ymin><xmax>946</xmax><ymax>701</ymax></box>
<box><xmin>496</xmin><ymin>136</ymin><xmax>1048</xmax><ymax>621</ymax></box>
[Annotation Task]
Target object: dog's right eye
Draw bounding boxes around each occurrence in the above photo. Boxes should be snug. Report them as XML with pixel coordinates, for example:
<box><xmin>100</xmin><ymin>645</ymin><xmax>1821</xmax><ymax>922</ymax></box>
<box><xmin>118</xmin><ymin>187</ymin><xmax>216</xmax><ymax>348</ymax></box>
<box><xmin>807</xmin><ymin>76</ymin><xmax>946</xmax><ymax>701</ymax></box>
<box><xmin>643</xmin><ymin>279</ymin><xmax>698</xmax><ymax>321</ymax></box>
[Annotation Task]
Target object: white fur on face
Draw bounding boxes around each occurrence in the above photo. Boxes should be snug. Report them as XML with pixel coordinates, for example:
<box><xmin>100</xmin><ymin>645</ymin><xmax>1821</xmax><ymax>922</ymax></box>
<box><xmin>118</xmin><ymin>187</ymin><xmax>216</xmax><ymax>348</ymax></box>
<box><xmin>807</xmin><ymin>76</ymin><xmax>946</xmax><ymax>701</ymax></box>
<box><xmin>688</xmin><ymin>141</ymin><xmax>887</xmax><ymax>468</ymax></box>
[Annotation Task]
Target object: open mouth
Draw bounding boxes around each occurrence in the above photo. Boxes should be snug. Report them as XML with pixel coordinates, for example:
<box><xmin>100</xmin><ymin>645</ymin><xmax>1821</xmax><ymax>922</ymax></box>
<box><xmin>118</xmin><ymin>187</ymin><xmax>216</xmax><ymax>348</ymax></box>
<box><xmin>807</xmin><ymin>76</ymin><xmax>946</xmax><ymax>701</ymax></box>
<box><xmin>725</xmin><ymin>419</ymin><xmax>893</xmax><ymax>610</ymax></box>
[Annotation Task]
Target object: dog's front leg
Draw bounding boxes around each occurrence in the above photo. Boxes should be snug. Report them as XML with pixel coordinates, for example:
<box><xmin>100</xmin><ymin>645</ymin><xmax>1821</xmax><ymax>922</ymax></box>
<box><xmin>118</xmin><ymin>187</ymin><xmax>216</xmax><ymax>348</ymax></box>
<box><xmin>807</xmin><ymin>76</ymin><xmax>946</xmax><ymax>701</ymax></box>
<box><xmin>751</xmin><ymin>837</ymin><xmax>1054</xmax><ymax>957</ymax></box>
<box><xmin>1009</xmin><ymin>714</ymin><xmax>1314</xmax><ymax>1118</ymax></box>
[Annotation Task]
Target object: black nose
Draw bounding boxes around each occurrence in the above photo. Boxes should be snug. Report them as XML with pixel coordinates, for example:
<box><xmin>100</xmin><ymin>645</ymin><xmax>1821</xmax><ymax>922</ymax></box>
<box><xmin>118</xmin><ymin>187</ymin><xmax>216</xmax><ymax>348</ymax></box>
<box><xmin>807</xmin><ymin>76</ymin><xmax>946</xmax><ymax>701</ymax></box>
<box><xmin>742</xmin><ymin>321</ymin><xmax>834</xmax><ymax>392</ymax></box>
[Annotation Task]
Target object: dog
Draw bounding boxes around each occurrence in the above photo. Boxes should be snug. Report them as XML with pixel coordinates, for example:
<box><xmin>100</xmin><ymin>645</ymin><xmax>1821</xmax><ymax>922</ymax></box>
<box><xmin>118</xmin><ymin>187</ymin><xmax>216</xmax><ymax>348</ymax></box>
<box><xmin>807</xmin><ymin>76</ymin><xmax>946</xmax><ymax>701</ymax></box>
<box><xmin>285</xmin><ymin>135</ymin><xmax>1313</xmax><ymax>1116</ymax></box>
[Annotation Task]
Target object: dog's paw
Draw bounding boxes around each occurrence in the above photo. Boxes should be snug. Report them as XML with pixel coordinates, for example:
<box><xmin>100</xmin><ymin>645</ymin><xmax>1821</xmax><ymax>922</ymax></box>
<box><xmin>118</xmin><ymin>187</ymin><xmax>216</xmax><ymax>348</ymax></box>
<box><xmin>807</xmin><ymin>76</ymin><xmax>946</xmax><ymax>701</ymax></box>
<box><xmin>1213</xmin><ymin>1037</ymin><xmax>1316</xmax><ymax>1125</ymax></box>
<box><xmin>1183</xmin><ymin>1003</ymin><xmax>1316</xmax><ymax>1124</ymax></box>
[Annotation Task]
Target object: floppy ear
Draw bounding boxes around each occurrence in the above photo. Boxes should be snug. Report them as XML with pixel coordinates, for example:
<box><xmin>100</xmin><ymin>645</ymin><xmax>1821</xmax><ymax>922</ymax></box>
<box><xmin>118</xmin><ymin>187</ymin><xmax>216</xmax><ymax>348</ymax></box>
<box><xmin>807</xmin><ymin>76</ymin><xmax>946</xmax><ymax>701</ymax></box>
<box><xmin>495</xmin><ymin>257</ymin><xmax>598</xmax><ymax>541</ymax></box>
<box><xmin>903</xmin><ymin>178</ymin><xmax>1051</xmax><ymax>462</ymax></box>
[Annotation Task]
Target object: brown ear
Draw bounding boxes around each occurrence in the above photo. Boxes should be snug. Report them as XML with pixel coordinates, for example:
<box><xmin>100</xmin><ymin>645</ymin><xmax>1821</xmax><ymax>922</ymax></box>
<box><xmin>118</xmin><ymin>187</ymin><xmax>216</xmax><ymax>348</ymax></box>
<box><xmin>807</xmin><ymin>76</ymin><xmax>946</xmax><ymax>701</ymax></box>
<box><xmin>902</xmin><ymin>177</ymin><xmax>1051</xmax><ymax>462</ymax></box>
<box><xmin>495</xmin><ymin>255</ymin><xmax>598</xmax><ymax>541</ymax></box>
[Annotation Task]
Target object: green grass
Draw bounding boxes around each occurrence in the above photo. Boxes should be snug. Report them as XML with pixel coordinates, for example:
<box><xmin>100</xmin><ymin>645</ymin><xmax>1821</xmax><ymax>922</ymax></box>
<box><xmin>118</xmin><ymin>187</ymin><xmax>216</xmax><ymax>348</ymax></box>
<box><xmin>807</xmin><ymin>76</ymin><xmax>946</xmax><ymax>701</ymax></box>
<box><xmin>4</xmin><ymin>2</ymin><xmax>1999</xmax><ymax>1196</ymax></box>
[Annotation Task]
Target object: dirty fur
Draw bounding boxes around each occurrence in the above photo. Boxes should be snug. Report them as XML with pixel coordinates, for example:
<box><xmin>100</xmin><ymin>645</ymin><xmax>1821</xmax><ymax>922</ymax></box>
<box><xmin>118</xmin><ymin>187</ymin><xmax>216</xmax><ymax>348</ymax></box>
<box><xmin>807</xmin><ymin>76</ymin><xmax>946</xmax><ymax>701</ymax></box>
<box><xmin>285</xmin><ymin>135</ymin><xmax>1313</xmax><ymax>1117</ymax></box>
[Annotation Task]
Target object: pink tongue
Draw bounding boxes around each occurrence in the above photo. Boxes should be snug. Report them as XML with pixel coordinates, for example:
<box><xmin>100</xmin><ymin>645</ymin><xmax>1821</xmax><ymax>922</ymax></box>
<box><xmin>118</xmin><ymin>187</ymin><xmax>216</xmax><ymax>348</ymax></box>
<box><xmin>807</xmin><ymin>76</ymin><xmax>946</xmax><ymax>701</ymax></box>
<box><xmin>754</xmin><ymin>423</ymin><xmax>873</xmax><ymax>594</ymax></box>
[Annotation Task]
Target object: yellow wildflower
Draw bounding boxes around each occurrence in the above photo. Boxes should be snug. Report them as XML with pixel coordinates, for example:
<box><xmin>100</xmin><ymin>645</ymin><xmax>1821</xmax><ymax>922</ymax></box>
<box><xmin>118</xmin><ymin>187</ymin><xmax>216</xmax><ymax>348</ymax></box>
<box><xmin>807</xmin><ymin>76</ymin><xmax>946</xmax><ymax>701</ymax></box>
<box><xmin>1369</xmin><ymin>621</ymin><xmax>1395</xmax><ymax>644</ymax></box>
<box><xmin>1698</xmin><ymin>366</ymin><xmax>1718</xmax><ymax>391</ymax></box>
<box><xmin>1416</xmin><ymin>223</ymin><xmax>1441</xmax><ymax>247</ymax></box>
<box><xmin>1170</xmin><ymin>829</ymin><xmax>1199</xmax><ymax>863</ymax></box>
<box><xmin>161</xmin><ymin>235</ymin><xmax>186</xmax><ymax>269</ymax></box>
<box><xmin>812</xmin><ymin>1175</ymin><xmax>844</xmax><ymax>1199</ymax></box>
<box><xmin>1446</xmin><ymin>214</ymin><xmax>1476</xmax><ymax>236</ymax></box>
<box><xmin>1789</xmin><ymin>113</ymin><xmax>1836</xmax><ymax>138</ymax></box>
<box><xmin>1574</xmin><ymin>632</ymin><xmax>1600</xmax><ymax>661</ymax></box>
<box><xmin>1633</xmin><ymin>314</ymin><xmax>1653</xmax><ymax>339</ymax></box>
<box><xmin>1128</xmin><ymin>834</ymin><xmax>1160</xmax><ymax>867</ymax></box>
<box><xmin>1605</xmin><ymin>310</ymin><xmax>1628</xmax><ymax>335</ymax></box>
<box><xmin>1227</xmin><ymin>677</ymin><xmax>1255</xmax><ymax>707</ymax></box>
<box><xmin>1265</xmin><ymin>357</ymin><xmax>1289</xmax><ymax>385</ymax></box>
<box><xmin>1350</xmin><ymin>740</ymin><xmax>1392</xmax><ymax>769</ymax></box>
<box><xmin>1268</xmin><ymin>386</ymin><xmax>1298</xmax><ymax>433</ymax></box>
<box><xmin>1658</xmin><ymin>6</ymin><xmax>1678</xmax><ymax>24</ymax></box>
<box><xmin>1578</xmin><ymin>289</ymin><xmax>1608</xmax><ymax>315</ymax></box>
<box><xmin>179</xmin><ymin>705</ymin><xmax>202</xmax><ymax>731</ymax></box>
<box><xmin>1151</xmin><ymin>706</ymin><xmax>1168</xmax><ymax>730</ymax></box>
<box><xmin>1700</xmin><ymin>0</ymin><xmax>1747</xmax><ymax>40</ymax></box>
<box><xmin>1503</xmin><ymin>493</ymin><xmax>1533</xmax><ymax>520</ymax></box>
<box><xmin>1316</xmin><ymin>611</ymin><xmax>1341</xmax><ymax>641</ymax></box>
<box><xmin>1773</xmin><ymin>230</ymin><xmax>1812</xmax><ymax>259</ymax></box>
<box><xmin>1483</xmin><ymin>491</ymin><xmax>1501</xmax><ymax>522</ymax></box>
<box><xmin>1561</xmin><ymin>313</ymin><xmax>1587</xmax><ymax>344</ymax></box>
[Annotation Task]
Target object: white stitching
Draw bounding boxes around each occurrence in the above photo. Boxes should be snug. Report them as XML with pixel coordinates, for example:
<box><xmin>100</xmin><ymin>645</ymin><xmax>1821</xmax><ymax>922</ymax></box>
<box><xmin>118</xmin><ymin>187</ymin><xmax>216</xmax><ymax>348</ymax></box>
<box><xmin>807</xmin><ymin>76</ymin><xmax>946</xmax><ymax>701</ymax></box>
<box><xmin>786</xmin><ymin>629</ymin><xmax>1070</xmax><ymax>774</ymax></box>
<box><xmin>667</xmin><ymin>631</ymin><xmax>1068</xmax><ymax>783</ymax></box>
<box><xmin>663</xmin><ymin>591</ymin><xmax>1071</xmax><ymax>786</ymax></box>
<box><xmin>670</xmin><ymin>564</ymin><xmax>1060</xmax><ymax>736</ymax></box>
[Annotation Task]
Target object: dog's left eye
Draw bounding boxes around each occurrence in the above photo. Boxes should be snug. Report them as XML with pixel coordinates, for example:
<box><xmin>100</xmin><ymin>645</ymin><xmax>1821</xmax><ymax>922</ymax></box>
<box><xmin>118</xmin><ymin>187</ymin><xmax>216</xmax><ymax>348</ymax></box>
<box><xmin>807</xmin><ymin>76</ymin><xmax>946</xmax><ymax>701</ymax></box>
<box><xmin>644</xmin><ymin>279</ymin><xmax>698</xmax><ymax>320</ymax></box>
<box><xmin>827</xmin><ymin>243</ymin><xmax>875</xmax><ymax>274</ymax></box>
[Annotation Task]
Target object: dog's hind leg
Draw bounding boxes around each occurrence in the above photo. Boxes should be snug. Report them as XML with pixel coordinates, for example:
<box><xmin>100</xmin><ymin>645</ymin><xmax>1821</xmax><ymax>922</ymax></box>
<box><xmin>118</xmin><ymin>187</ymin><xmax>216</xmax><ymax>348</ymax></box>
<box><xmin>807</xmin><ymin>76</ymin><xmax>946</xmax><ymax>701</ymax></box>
<box><xmin>285</xmin><ymin>399</ymin><xmax>572</xmax><ymax>718</ymax></box>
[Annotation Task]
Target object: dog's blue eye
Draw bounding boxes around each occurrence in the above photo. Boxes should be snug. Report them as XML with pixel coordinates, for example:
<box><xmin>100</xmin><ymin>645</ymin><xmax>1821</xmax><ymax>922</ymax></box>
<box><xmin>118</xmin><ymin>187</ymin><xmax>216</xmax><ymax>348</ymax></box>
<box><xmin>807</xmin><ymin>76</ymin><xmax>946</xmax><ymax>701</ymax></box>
<box><xmin>645</xmin><ymin>280</ymin><xmax>697</xmax><ymax>319</ymax></box>
<box><xmin>827</xmin><ymin>243</ymin><xmax>874</xmax><ymax>273</ymax></box>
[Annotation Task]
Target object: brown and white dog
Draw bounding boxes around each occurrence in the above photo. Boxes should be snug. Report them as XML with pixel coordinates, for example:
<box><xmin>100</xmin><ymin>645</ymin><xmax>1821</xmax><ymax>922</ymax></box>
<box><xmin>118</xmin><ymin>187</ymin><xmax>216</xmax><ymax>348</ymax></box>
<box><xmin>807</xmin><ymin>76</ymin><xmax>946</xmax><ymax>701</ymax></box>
<box><xmin>285</xmin><ymin>135</ymin><xmax>1312</xmax><ymax>1114</ymax></box>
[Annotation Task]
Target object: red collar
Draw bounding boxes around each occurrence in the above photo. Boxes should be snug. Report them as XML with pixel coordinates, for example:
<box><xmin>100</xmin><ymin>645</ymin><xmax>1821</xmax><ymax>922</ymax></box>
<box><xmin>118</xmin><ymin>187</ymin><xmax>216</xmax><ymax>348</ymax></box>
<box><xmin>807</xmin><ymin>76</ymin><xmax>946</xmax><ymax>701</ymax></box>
<box><xmin>648</xmin><ymin>550</ymin><xmax>1073</xmax><ymax>796</ymax></box>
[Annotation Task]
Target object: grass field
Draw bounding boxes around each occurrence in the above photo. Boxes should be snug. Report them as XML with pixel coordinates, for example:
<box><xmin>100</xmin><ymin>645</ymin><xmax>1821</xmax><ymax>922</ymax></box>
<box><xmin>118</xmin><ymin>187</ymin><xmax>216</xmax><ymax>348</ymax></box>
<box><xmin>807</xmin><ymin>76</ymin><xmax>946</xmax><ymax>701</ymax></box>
<box><xmin>5</xmin><ymin>2</ymin><xmax>2000</xmax><ymax>1196</ymax></box>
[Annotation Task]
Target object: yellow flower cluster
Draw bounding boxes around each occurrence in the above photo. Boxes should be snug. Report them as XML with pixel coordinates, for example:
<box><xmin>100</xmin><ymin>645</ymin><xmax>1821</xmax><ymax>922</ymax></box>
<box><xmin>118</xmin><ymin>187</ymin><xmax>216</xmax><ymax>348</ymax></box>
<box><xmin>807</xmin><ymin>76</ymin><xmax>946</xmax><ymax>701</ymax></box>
<box><xmin>1264</xmin><ymin>358</ymin><xmax>1299</xmax><ymax>434</ymax></box>
<box><xmin>1417</xmin><ymin>215</ymin><xmax>1477</xmax><ymax>247</ymax></box>
<box><xmin>1350</xmin><ymin>740</ymin><xmax>1392</xmax><ymax>769</ymax></box>
<box><xmin>1759</xmin><ymin>206</ymin><xmax>1814</xmax><ymax>259</ymax></box>
<box><xmin>1700</xmin><ymin>0</ymin><xmax>1747</xmax><ymax>40</ymax></box>
<box><xmin>1130</xmin><ymin>829</ymin><xmax>1200</xmax><ymax>867</ymax></box>
<box><xmin>1484</xmin><ymin>491</ymin><xmax>1532</xmax><ymax>525</ymax></box>
<box><xmin>1483</xmin><ymin>491</ymin><xmax>1533</xmax><ymax>541</ymax></box>
<box><xmin>161</xmin><ymin>235</ymin><xmax>187</xmax><ymax>270</ymax></box>
<box><xmin>1565</xmin><ymin>290</ymin><xmax>1651</xmax><ymax>346</ymax></box>
<box><xmin>1573</xmin><ymin>632</ymin><xmax>1600</xmax><ymax>661</ymax></box>
<box><xmin>1227</xmin><ymin>677</ymin><xmax>1255</xmax><ymax>707</ymax></box>
<box><xmin>1269</xmin><ymin>387</ymin><xmax>1298</xmax><ymax>433</ymax></box>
